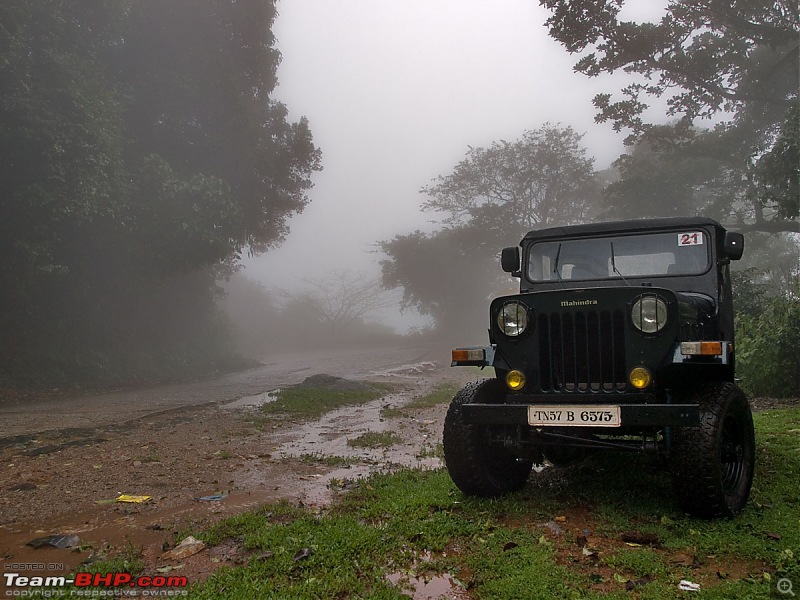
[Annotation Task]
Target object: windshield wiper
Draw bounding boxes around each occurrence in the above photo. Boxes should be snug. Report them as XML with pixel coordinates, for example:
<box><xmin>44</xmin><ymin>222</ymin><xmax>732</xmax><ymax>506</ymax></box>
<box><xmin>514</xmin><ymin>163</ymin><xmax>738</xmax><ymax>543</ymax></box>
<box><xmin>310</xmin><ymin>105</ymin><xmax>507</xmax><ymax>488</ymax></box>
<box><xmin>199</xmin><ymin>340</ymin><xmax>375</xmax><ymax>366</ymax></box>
<box><xmin>610</xmin><ymin>242</ymin><xmax>630</xmax><ymax>286</ymax></box>
<box><xmin>552</xmin><ymin>243</ymin><xmax>565</xmax><ymax>288</ymax></box>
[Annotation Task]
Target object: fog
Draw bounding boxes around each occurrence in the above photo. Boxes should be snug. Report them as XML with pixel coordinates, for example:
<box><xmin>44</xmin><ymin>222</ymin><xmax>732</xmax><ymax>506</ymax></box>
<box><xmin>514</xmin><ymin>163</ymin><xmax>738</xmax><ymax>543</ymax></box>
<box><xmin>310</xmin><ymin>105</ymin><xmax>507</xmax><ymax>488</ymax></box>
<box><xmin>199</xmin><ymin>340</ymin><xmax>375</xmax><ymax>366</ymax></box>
<box><xmin>3</xmin><ymin>1</ymin><xmax>795</xmax><ymax>390</ymax></box>
<box><xmin>242</xmin><ymin>0</ymin><xmax>648</xmax><ymax>332</ymax></box>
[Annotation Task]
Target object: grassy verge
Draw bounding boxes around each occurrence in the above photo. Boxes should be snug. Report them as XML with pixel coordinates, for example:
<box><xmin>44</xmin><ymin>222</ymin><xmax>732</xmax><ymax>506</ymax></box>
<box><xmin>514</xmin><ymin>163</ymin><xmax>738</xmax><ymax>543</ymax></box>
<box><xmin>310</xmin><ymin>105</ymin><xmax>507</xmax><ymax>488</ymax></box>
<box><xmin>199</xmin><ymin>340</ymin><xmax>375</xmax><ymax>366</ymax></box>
<box><xmin>381</xmin><ymin>382</ymin><xmax>460</xmax><ymax>418</ymax></box>
<box><xmin>183</xmin><ymin>408</ymin><xmax>800</xmax><ymax>598</ymax></box>
<box><xmin>72</xmin><ymin>407</ymin><xmax>800</xmax><ymax>598</ymax></box>
<box><xmin>256</xmin><ymin>381</ymin><xmax>397</xmax><ymax>421</ymax></box>
<box><xmin>347</xmin><ymin>430</ymin><xmax>402</xmax><ymax>449</ymax></box>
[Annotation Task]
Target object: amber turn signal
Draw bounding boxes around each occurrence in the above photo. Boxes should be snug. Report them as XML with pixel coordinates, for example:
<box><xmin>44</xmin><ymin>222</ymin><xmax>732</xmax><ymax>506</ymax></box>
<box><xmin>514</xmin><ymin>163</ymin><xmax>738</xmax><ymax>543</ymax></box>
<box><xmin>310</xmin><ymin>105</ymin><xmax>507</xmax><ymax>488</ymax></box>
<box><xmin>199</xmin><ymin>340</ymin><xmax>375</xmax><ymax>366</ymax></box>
<box><xmin>452</xmin><ymin>348</ymin><xmax>485</xmax><ymax>362</ymax></box>
<box><xmin>680</xmin><ymin>341</ymin><xmax>723</xmax><ymax>356</ymax></box>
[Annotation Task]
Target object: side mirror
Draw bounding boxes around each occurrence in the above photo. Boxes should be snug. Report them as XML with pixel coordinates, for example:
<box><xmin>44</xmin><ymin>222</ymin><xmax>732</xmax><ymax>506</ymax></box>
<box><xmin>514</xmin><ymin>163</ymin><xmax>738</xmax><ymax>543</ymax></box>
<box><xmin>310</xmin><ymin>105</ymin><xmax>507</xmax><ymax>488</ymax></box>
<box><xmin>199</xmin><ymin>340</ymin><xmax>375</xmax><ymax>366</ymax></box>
<box><xmin>723</xmin><ymin>231</ymin><xmax>744</xmax><ymax>261</ymax></box>
<box><xmin>501</xmin><ymin>246</ymin><xmax>520</xmax><ymax>273</ymax></box>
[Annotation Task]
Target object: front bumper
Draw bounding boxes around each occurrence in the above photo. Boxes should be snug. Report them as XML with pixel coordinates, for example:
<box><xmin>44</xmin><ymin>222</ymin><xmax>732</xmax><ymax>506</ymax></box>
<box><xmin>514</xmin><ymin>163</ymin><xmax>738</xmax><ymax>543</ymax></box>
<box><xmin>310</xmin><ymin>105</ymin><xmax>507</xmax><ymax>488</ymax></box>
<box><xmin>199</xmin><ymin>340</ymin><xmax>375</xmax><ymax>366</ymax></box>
<box><xmin>461</xmin><ymin>395</ymin><xmax>700</xmax><ymax>427</ymax></box>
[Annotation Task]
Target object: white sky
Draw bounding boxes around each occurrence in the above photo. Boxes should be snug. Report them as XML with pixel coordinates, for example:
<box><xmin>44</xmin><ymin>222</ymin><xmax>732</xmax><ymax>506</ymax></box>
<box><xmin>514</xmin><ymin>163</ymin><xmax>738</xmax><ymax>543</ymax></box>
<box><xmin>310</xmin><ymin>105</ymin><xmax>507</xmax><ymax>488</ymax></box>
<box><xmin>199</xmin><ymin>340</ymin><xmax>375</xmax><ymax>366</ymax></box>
<box><xmin>243</xmin><ymin>1</ymin><xmax>660</xmax><ymax>330</ymax></box>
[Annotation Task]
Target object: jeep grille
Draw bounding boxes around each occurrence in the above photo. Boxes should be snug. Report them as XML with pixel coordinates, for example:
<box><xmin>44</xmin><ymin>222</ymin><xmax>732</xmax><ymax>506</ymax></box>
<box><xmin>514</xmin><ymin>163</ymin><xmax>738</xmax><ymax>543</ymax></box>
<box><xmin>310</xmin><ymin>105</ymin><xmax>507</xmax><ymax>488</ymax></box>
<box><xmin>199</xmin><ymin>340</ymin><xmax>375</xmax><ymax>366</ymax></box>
<box><xmin>537</xmin><ymin>310</ymin><xmax>627</xmax><ymax>393</ymax></box>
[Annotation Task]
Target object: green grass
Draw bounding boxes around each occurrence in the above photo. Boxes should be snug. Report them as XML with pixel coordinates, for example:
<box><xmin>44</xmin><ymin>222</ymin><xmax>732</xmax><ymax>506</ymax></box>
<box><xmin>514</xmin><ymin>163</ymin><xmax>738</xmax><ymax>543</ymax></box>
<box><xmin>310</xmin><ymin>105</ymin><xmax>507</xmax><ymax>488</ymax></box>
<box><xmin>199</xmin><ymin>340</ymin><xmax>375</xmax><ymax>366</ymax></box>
<box><xmin>136</xmin><ymin>453</ymin><xmax>160</xmax><ymax>463</ymax></box>
<box><xmin>77</xmin><ymin>407</ymin><xmax>800</xmax><ymax>599</ymax></box>
<box><xmin>380</xmin><ymin>382</ymin><xmax>459</xmax><ymax>418</ymax></box>
<box><xmin>257</xmin><ymin>382</ymin><xmax>395</xmax><ymax>421</ymax></box>
<box><xmin>347</xmin><ymin>430</ymin><xmax>402</xmax><ymax>449</ymax></box>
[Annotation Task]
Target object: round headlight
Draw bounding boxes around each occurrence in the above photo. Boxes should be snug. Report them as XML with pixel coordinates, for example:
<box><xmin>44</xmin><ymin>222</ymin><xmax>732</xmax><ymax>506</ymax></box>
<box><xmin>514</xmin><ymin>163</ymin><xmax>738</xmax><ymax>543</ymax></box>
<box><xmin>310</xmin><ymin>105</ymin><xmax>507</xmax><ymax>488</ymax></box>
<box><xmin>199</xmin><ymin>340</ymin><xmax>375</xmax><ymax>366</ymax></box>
<box><xmin>497</xmin><ymin>301</ymin><xmax>529</xmax><ymax>336</ymax></box>
<box><xmin>631</xmin><ymin>296</ymin><xmax>668</xmax><ymax>334</ymax></box>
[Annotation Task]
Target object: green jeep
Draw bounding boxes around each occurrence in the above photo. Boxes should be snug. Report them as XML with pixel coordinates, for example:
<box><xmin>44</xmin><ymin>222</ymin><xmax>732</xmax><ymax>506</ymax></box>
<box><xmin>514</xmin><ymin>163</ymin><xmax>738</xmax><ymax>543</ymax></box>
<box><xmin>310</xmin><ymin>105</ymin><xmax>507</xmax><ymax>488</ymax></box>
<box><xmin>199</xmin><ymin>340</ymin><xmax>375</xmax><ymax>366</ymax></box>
<box><xmin>444</xmin><ymin>217</ymin><xmax>754</xmax><ymax>518</ymax></box>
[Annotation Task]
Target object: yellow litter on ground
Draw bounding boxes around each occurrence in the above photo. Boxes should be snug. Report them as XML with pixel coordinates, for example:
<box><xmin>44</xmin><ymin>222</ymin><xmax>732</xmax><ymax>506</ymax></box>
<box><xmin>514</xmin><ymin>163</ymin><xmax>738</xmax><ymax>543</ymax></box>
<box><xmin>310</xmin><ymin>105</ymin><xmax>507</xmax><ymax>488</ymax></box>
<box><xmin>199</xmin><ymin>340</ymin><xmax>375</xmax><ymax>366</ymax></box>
<box><xmin>115</xmin><ymin>494</ymin><xmax>152</xmax><ymax>503</ymax></box>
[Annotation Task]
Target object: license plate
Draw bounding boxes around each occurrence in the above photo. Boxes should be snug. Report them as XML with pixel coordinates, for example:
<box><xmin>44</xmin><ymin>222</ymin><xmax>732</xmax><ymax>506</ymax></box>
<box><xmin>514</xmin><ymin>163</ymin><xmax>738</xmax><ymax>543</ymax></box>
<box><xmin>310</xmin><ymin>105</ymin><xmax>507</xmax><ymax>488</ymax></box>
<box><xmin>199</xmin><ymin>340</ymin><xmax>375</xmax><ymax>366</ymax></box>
<box><xmin>527</xmin><ymin>405</ymin><xmax>621</xmax><ymax>427</ymax></box>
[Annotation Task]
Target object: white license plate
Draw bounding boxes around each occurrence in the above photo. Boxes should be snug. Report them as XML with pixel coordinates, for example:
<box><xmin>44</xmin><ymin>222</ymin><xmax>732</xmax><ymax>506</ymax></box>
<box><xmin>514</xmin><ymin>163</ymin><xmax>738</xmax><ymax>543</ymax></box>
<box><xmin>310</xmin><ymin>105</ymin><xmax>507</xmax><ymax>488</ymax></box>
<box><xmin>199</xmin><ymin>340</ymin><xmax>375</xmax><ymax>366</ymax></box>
<box><xmin>527</xmin><ymin>405</ymin><xmax>621</xmax><ymax>427</ymax></box>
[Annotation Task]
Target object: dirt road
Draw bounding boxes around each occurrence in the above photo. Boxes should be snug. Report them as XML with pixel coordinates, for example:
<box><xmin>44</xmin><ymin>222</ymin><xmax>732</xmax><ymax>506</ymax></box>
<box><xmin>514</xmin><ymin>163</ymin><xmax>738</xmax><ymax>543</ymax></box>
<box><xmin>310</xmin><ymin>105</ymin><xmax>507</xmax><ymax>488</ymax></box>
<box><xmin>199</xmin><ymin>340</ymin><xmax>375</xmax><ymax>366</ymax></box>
<box><xmin>0</xmin><ymin>344</ymin><xmax>452</xmax><ymax>437</ymax></box>
<box><xmin>0</xmin><ymin>343</ymin><xmax>478</xmax><ymax>591</ymax></box>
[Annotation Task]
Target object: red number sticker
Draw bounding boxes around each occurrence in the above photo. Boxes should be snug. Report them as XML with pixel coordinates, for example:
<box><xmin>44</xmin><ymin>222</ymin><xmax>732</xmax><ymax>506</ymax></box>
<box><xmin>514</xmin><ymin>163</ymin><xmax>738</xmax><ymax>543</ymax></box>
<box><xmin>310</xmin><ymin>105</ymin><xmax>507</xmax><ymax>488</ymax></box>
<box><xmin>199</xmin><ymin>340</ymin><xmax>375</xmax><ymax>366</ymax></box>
<box><xmin>678</xmin><ymin>232</ymin><xmax>703</xmax><ymax>246</ymax></box>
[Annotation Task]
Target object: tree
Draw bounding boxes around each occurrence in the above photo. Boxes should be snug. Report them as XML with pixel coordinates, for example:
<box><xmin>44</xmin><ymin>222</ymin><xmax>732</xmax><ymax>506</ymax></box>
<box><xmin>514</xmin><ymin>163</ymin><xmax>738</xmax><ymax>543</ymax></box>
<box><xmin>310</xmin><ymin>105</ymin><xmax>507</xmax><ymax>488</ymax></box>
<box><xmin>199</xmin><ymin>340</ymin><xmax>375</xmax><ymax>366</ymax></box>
<box><xmin>380</xmin><ymin>229</ymin><xmax>503</xmax><ymax>338</ymax></box>
<box><xmin>0</xmin><ymin>1</ymin><xmax>321</xmax><ymax>385</ymax></box>
<box><xmin>279</xmin><ymin>272</ymin><xmax>397</xmax><ymax>345</ymax></box>
<box><xmin>381</xmin><ymin>124</ymin><xmax>599</xmax><ymax>335</ymax></box>
<box><xmin>601</xmin><ymin>133</ymin><xmax>722</xmax><ymax>219</ymax></box>
<box><xmin>540</xmin><ymin>0</ymin><xmax>799</xmax><ymax>234</ymax></box>
<box><xmin>0</xmin><ymin>1</ymin><xmax>129</xmax><ymax>378</ymax></box>
<box><xmin>602</xmin><ymin>129</ymin><xmax>799</xmax><ymax>302</ymax></box>
<box><xmin>422</xmin><ymin>124</ymin><xmax>599</xmax><ymax>237</ymax></box>
<box><xmin>119</xmin><ymin>0</ymin><xmax>322</xmax><ymax>261</ymax></box>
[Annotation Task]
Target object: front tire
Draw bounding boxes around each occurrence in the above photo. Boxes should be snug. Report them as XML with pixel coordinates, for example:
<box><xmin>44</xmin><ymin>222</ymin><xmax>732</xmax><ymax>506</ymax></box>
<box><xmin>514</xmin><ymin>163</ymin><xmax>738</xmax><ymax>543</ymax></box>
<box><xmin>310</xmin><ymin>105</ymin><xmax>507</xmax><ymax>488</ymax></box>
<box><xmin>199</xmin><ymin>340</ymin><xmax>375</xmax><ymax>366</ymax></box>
<box><xmin>443</xmin><ymin>379</ymin><xmax>533</xmax><ymax>497</ymax></box>
<box><xmin>671</xmin><ymin>382</ymin><xmax>755</xmax><ymax>518</ymax></box>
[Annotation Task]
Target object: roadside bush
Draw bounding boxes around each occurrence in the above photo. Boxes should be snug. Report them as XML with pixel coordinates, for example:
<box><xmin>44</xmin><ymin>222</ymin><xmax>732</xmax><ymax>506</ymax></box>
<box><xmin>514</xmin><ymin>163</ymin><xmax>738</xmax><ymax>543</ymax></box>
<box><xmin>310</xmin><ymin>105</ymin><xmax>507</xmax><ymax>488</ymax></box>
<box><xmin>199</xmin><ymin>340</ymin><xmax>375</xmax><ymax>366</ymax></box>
<box><xmin>736</xmin><ymin>291</ymin><xmax>800</xmax><ymax>398</ymax></box>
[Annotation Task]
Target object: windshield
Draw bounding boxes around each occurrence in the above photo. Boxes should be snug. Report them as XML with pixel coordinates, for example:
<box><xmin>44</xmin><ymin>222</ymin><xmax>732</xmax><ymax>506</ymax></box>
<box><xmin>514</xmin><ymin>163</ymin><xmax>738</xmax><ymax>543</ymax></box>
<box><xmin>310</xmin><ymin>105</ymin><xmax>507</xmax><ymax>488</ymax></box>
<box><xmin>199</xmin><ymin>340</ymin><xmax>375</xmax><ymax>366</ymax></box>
<box><xmin>527</xmin><ymin>230</ymin><xmax>710</xmax><ymax>282</ymax></box>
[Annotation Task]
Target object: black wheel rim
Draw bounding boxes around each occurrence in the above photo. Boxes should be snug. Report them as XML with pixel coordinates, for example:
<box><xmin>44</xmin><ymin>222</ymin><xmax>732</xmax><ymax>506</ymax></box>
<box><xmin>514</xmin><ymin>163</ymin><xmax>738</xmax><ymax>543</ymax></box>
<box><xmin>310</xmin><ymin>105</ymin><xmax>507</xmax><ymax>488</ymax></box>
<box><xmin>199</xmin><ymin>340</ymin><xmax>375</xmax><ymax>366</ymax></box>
<box><xmin>720</xmin><ymin>413</ymin><xmax>746</xmax><ymax>494</ymax></box>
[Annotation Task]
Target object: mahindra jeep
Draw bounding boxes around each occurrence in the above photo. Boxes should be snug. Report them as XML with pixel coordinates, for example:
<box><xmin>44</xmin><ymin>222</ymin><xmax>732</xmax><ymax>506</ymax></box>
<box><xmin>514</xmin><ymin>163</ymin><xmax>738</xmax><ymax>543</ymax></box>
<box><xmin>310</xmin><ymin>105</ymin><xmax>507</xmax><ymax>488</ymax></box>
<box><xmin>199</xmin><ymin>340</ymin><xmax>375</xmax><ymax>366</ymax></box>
<box><xmin>444</xmin><ymin>217</ymin><xmax>754</xmax><ymax>518</ymax></box>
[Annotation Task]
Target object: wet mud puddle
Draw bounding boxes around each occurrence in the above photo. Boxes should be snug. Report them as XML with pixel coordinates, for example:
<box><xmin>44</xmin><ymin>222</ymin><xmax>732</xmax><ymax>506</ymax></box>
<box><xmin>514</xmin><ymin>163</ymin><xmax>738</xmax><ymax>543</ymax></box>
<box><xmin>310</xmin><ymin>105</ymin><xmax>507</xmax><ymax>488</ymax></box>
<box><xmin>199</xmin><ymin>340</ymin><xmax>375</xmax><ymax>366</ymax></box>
<box><xmin>0</xmin><ymin>358</ymin><xmax>468</xmax><ymax>596</ymax></box>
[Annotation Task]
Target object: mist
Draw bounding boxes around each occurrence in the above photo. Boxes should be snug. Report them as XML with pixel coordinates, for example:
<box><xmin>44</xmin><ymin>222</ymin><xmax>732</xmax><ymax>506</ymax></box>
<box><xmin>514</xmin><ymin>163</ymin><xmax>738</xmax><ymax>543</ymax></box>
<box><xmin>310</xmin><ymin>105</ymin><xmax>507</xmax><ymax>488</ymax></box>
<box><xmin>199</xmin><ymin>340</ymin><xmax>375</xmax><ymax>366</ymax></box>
<box><xmin>240</xmin><ymin>0</ymin><xmax>628</xmax><ymax>338</ymax></box>
<box><xmin>2</xmin><ymin>1</ymin><xmax>796</xmax><ymax>386</ymax></box>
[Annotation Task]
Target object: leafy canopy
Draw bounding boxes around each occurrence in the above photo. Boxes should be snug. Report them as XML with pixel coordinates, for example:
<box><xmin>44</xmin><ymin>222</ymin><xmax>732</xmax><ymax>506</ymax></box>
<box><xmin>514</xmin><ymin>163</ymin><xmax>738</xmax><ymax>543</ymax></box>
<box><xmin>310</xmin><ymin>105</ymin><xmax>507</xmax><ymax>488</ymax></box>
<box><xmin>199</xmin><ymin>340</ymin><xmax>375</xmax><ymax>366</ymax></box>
<box><xmin>541</xmin><ymin>0</ymin><xmax>799</xmax><ymax>234</ymax></box>
<box><xmin>422</xmin><ymin>124</ymin><xmax>598</xmax><ymax>234</ymax></box>
<box><xmin>0</xmin><ymin>0</ymin><xmax>321</xmax><ymax>384</ymax></box>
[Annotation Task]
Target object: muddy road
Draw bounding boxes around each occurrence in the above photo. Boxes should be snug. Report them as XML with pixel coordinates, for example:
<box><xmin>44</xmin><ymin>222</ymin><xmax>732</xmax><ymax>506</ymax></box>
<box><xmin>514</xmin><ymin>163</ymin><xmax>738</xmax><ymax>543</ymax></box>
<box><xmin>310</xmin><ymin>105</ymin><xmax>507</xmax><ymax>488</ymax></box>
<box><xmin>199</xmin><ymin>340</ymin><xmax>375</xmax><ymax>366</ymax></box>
<box><xmin>0</xmin><ymin>343</ymin><xmax>479</xmax><ymax>591</ymax></box>
<box><xmin>0</xmin><ymin>344</ymin><xmax>454</xmax><ymax>437</ymax></box>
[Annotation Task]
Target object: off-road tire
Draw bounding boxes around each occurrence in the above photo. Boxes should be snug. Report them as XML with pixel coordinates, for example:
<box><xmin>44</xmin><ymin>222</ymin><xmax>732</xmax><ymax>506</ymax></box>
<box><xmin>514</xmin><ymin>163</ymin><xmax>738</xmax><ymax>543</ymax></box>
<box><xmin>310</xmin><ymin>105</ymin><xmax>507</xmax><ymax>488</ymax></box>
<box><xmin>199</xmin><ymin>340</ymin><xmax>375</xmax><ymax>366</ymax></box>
<box><xmin>443</xmin><ymin>379</ymin><xmax>533</xmax><ymax>497</ymax></box>
<box><xmin>671</xmin><ymin>382</ymin><xmax>755</xmax><ymax>518</ymax></box>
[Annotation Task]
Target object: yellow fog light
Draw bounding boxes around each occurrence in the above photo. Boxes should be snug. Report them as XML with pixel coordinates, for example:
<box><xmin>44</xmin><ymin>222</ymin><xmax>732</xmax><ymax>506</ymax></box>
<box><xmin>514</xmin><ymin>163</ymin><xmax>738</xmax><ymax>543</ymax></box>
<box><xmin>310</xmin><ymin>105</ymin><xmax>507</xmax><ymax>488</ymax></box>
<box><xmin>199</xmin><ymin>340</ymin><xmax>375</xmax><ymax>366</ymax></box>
<box><xmin>506</xmin><ymin>370</ymin><xmax>526</xmax><ymax>391</ymax></box>
<box><xmin>629</xmin><ymin>367</ymin><xmax>652</xmax><ymax>389</ymax></box>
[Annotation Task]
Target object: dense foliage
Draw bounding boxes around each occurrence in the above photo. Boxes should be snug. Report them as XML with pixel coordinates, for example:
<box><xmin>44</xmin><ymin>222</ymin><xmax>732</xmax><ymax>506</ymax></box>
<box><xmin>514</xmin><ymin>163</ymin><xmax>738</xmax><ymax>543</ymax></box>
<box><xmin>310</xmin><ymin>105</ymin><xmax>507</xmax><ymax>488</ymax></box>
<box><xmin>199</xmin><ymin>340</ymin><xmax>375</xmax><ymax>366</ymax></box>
<box><xmin>736</xmin><ymin>287</ymin><xmax>800</xmax><ymax>398</ymax></box>
<box><xmin>0</xmin><ymin>1</ymin><xmax>321</xmax><ymax>385</ymax></box>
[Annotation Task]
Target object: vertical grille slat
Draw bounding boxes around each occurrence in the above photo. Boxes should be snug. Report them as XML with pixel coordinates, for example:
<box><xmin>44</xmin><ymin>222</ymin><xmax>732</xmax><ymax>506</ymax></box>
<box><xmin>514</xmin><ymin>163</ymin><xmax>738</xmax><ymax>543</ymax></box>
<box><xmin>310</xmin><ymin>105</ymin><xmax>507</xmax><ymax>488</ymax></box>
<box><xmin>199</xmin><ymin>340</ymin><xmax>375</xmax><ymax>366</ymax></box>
<box><xmin>537</xmin><ymin>309</ymin><xmax>627</xmax><ymax>393</ymax></box>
